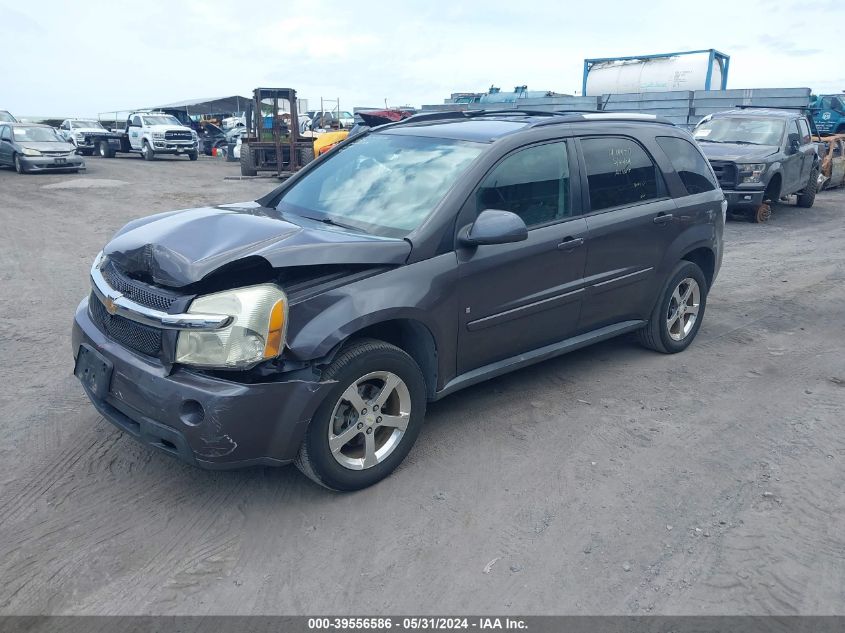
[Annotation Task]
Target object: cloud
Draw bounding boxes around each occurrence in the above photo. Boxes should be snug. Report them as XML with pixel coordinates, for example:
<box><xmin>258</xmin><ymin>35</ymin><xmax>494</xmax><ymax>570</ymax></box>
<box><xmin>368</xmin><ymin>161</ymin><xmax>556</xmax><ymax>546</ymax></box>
<box><xmin>2</xmin><ymin>0</ymin><xmax>843</xmax><ymax>117</ymax></box>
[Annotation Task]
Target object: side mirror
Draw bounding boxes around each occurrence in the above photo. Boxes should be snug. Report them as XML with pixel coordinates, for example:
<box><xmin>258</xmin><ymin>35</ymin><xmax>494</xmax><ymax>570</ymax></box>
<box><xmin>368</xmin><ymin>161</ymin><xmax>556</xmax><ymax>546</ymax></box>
<box><xmin>787</xmin><ymin>133</ymin><xmax>801</xmax><ymax>153</ymax></box>
<box><xmin>460</xmin><ymin>209</ymin><xmax>528</xmax><ymax>247</ymax></box>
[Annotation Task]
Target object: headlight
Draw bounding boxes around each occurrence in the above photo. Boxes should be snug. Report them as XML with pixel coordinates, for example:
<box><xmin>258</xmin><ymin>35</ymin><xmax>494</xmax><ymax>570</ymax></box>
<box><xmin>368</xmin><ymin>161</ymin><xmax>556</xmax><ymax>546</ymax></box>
<box><xmin>175</xmin><ymin>284</ymin><xmax>287</xmax><ymax>369</ymax></box>
<box><xmin>191</xmin><ymin>131</ymin><xmax>198</xmax><ymax>139</ymax></box>
<box><xmin>738</xmin><ymin>163</ymin><xmax>767</xmax><ymax>184</ymax></box>
<box><xmin>152</xmin><ymin>132</ymin><xmax>164</xmax><ymax>140</ymax></box>
<box><xmin>21</xmin><ymin>148</ymin><xmax>42</xmax><ymax>156</ymax></box>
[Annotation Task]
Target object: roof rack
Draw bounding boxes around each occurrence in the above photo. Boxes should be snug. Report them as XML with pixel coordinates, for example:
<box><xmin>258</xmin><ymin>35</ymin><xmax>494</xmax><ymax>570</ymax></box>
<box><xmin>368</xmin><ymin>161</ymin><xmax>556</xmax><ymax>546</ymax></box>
<box><xmin>385</xmin><ymin>108</ymin><xmax>600</xmax><ymax>128</ymax></box>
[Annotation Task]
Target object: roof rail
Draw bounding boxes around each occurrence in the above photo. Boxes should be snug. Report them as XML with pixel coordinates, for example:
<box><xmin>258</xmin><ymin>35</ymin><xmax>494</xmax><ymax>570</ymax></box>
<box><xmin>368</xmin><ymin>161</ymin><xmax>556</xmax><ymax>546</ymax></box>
<box><xmin>384</xmin><ymin>108</ymin><xmax>601</xmax><ymax>129</ymax></box>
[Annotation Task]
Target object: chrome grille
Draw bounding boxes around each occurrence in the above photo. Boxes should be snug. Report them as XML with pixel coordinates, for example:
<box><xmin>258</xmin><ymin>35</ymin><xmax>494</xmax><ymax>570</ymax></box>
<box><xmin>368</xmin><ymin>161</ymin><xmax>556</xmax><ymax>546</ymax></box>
<box><xmin>89</xmin><ymin>292</ymin><xmax>163</xmax><ymax>357</ymax></box>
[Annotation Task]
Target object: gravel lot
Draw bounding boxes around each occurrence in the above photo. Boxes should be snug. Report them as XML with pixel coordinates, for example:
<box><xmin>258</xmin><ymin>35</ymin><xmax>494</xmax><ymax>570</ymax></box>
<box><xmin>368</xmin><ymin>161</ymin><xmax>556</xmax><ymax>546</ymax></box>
<box><xmin>0</xmin><ymin>155</ymin><xmax>843</xmax><ymax>616</ymax></box>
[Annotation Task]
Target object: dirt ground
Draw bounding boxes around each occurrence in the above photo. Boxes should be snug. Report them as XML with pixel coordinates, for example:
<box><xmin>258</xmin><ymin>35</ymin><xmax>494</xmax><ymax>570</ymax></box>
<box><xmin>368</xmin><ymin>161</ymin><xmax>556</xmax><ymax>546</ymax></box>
<box><xmin>0</xmin><ymin>155</ymin><xmax>843</xmax><ymax>616</ymax></box>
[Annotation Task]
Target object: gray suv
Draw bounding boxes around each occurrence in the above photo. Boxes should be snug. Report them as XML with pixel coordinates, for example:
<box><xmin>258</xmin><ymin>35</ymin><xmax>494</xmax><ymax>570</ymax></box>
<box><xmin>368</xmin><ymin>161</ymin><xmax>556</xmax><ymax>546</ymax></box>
<box><xmin>72</xmin><ymin>110</ymin><xmax>725</xmax><ymax>490</ymax></box>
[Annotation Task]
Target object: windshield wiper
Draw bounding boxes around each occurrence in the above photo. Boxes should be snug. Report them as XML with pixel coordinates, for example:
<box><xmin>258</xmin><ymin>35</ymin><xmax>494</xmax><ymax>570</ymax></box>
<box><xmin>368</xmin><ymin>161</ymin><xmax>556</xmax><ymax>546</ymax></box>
<box><xmin>696</xmin><ymin>138</ymin><xmax>723</xmax><ymax>143</ymax></box>
<box><xmin>726</xmin><ymin>140</ymin><xmax>762</xmax><ymax>145</ymax></box>
<box><xmin>318</xmin><ymin>216</ymin><xmax>364</xmax><ymax>232</ymax></box>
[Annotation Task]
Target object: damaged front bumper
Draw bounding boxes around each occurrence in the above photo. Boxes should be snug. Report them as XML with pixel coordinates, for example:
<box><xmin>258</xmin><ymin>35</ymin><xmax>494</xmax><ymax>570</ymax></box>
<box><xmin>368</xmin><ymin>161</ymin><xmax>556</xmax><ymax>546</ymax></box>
<box><xmin>72</xmin><ymin>296</ymin><xmax>334</xmax><ymax>469</ymax></box>
<box><xmin>722</xmin><ymin>188</ymin><xmax>765</xmax><ymax>209</ymax></box>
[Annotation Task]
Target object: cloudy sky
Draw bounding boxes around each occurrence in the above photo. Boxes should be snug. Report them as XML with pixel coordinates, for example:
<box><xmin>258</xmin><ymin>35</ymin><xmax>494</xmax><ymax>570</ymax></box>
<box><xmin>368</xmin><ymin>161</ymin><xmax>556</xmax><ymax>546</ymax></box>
<box><xmin>1</xmin><ymin>0</ymin><xmax>842</xmax><ymax>117</ymax></box>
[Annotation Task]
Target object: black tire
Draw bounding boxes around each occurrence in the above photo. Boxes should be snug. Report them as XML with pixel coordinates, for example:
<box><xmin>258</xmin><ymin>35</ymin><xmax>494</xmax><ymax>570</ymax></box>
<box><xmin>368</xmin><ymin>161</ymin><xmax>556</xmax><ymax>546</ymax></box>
<box><xmin>13</xmin><ymin>154</ymin><xmax>25</xmax><ymax>174</ymax></box>
<box><xmin>796</xmin><ymin>167</ymin><xmax>819</xmax><ymax>208</ymax></box>
<box><xmin>295</xmin><ymin>339</ymin><xmax>427</xmax><ymax>491</ymax></box>
<box><xmin>142</xmin><ymin>141</ymin><xmax>155</xmax><ymax>161</ymax></box>
<box><xmin>636</xmin><ymin>261</ymin><xmax>708</xmax><ymax>354</ymax></box>
<box><xmin>297</xmin><ymin>145</ymin><xmax>315</xmax><ymax>168</ymax></box>
<box><xmin>188</xmin><ymin>151</ymin><xmax>198</xmax><ymax>161</ymax></box>
<box><xmin>98</xmin><ymin>140</ymin><xmax>114</xmax><ymax>158</ymax></box>
<box><xmin>239</xmin><ymin>143</ymin><xmax>257</xmax><ymax>176</ymax></box>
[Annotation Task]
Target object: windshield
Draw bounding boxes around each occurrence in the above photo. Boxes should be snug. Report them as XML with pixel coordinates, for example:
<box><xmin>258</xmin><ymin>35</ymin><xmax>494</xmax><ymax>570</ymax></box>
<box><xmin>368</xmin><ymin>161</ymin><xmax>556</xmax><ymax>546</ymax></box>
<box><xmin>72</xmin><ymin>120</ymin><xmax>104</xmax><ymax>129</ymax></box>
<box><xmin>12</xmin><ymin>126</ymin><xmax>63</xmax><ymax>142</ymax></box>
<box><xmin>694</xmin><ymin>117</ymin><xmax>785</xmax><ymax>145</ymax></box>
<box><xmin>0</xmin><ymin>111</ymin><xmax>16</xmax><ymax>123</ymax></box>
<box><xmin>142</xmin><ymin>115</ymin><xmax>182</xmax><ymax>126</ymax></box>
<box><xmin>277</xmin><ymin>133</ymin><xmax>483</xmax><ymax>237</ymax></box>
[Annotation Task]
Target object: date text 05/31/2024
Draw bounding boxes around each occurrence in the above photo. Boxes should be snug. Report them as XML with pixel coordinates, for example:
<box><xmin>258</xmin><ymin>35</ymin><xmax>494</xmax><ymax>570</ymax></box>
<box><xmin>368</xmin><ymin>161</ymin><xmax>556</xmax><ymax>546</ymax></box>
<box><xmin>307</xmin><ymin>617</ymin><xmax>528</xmax><ymax>630</ymax></box>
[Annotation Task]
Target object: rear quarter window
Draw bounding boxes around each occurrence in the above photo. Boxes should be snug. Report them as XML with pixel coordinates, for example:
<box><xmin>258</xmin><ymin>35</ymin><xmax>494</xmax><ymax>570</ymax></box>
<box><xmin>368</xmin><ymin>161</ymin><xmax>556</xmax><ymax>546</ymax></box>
<box><xmin>657</xmin><ymin>136</ymin><xmax>718</xmax><ymax>195</ymax></box>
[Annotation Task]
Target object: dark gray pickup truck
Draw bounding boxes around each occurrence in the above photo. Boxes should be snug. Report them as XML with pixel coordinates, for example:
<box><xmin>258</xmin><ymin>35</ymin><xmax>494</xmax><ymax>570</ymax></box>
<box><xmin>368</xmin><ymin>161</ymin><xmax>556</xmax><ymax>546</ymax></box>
<box><xmin>693</xmin><ymin>108</ymin><xmax>820</xmax><ymax>222</ymax></box>
<box><xmin>73</xmin><ymin>110</ymin><xmax>724</xmax><ymax>490</ymax></box>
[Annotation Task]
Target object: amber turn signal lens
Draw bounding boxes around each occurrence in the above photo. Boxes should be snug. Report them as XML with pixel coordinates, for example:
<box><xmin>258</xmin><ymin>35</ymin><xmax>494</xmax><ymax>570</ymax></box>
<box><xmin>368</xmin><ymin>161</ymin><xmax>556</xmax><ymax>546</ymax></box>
<box><xmin>263</xmin><ymin>299</ymin><xmax>286</xmax><ymax>358</ymax></box>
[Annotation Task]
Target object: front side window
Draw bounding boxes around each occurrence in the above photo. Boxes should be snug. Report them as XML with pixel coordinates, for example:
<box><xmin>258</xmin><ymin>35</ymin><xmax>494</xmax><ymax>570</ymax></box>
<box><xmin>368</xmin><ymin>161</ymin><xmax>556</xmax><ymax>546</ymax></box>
<box><xmin>694</xmin><ymin>117</ymin><xmax>785</xmax><ymax>146</ymax></box>
<box><xmin>0</xmin><ymin>126</ymin><xmax>10</xmax><ymax>141</ymax></box>
<box><xmin>131</xmin><ymin>116</ymin><xmax>142</xmax><ymax>127</ymax></box>
<box><xmin>277</xmin><ymin>132</ymin><xmax>483</xmax><ymax>237</ymax></box>
<box><xmin>476</xmin><ymin>141</ymin><xmax>571</xmax><ymax>228</ymax></box>
<box><xmin>656</xmin><ymin>136</ymin><xmax>717</xmax><ymax>195</ymax></box>
<box><xmin>581</xmin><ymin>137</ymin><xmax>662</xmax><ymax>211</ymax></box>
<box><xmin>0</xmin><ymin>112</ymin><xmax>15</xmax><ymax>123</ymax></box>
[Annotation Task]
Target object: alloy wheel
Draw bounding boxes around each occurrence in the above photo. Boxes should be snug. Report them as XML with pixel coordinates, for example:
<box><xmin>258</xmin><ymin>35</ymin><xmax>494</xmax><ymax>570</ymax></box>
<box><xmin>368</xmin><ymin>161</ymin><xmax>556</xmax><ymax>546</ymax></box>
<box><xmin>666</xmin><ymin>277</ymin><xmax>701</xmax><ymax>341</ymax></box>
<box><xmin>327</xmin><ymin>371</ymin><xmax>411</xmax><ymax>470</ymax></box>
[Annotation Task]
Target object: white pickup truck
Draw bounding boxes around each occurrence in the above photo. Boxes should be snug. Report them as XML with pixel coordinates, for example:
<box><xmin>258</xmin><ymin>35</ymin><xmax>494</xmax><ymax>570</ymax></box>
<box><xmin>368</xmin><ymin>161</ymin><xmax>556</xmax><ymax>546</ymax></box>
<box><xmin>80</xmin><ymin>111</ymin><xmax>198</xmax><ymax>160</ymax></box>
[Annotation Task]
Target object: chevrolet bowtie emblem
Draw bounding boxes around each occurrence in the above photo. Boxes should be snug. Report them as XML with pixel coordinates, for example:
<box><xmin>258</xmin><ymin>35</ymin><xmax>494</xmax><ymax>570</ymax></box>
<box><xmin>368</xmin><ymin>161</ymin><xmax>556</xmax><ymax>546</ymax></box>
<box><xmin>104</xmin><ymin>297</ymin><xmax>117</xmax><ymax>315</ymax></box>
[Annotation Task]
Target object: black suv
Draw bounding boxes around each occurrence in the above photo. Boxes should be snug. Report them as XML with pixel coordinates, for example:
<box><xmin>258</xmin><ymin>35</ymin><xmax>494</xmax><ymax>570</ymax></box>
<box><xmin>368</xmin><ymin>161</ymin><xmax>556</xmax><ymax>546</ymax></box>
<box><xmin>693</xmin><ymin>108</ymin><xmax>820</xmax><ymax>223</ymax></box>
<box><xmin>72</xmin><ymin>110</ymin><xmax>724</xmax><ymax>490</ymax></box>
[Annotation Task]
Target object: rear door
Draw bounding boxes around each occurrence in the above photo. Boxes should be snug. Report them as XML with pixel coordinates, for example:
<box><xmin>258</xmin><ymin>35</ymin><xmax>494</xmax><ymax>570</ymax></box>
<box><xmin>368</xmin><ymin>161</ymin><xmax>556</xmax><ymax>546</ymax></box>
<box><xmin>456</xmin><ymin>139</ymin><xmax>589</xmax><ymax>374</ymax></box>
<box><xmin>576</xmin><ymin>134</ymin><xmax>680</xmax><ymax>331</ymax></box>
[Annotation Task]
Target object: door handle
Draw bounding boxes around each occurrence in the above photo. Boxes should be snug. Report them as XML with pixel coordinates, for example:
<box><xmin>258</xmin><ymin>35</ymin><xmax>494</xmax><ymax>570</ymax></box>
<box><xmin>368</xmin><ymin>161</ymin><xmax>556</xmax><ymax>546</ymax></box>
<box><xmin>557</xmin><ymin>237</ymin><xmax>585</xmax><ymax>251</ymax></box>
<box><xmin>653</xmin><ymin>213</ymin><xmax>674</xmax><ymax>225</ymax></box>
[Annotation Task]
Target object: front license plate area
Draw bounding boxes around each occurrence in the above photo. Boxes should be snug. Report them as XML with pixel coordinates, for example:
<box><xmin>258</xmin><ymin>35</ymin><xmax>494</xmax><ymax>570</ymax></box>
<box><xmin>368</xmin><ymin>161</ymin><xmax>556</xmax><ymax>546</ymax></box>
<box><xmin>55</xmin><ymin>157</ymin><xmax>67</xmax><ymax>164</ymax></box>
<box><xmin>74</xmin><ymin>344</ymin><xmax>113</xmax><ymax>400</ymax></box>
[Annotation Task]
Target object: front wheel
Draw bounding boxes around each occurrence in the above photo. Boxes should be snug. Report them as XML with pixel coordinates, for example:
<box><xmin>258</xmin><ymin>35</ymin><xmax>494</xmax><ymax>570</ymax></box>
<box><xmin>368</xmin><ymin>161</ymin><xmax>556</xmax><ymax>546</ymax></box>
<box><xmin>637</xmin><ymin>261</ymin><xmax>708</xmax><ymax>354</ymax></box>
<box><xmin>142</xmin><ymin>141</ymin><xmax>155</xmax><ymax>161</ymax></box>
<box><xmin>295</xmin><ymin>339</ymin><xmax>426</xmax><ymax>491</ymax></box>
<box><xmin>188</xmin><ymin>151</ymin><xmax>198</xmax><ymax>161</ymax></box>
<box><xmin>14</xmin><ymin>154</ymin><xmax>25</xmax><ymax>174</ymax></box>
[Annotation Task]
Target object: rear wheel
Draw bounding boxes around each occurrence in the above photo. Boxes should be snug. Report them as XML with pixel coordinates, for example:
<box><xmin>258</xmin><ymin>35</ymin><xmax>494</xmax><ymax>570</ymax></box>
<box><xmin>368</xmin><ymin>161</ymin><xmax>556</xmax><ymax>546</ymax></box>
<box><xmin>98</xmin><ymin>140</ymin><xmax>114</xmax><ymax>158</ymax></box>
<box><xmin>637</xmin><ymin>261</ymin><xmax>708</xmax><ymax>354</ymax></box>
<box><xmin>295</xmin><ymin>339</ymin><xmax>426</xmax><ymax>491</ymax></box>
<box><xmin>142</xmin><ymin>141</ymin><xmax>155</xmax><ymax>161</ymax></box>
<box><xmin>796</xmin><ymin>167</ymin><xmax>819</xmax><ymax>208</ymax></box>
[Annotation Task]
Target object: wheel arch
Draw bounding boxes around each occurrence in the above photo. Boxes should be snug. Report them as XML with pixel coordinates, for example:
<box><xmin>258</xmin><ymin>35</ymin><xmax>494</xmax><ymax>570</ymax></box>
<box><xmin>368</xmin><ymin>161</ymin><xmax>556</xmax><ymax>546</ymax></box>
<box><xmin>680</xmin><ymin>246</ymin><xmax>716</xmax><ymax>289</ymax></box>
<box><xmin>317</xmin><ymin>317</ymin><xmax>439</xmax><ymax>401</ymax></box>
<box><xmin>765</xmin><ymin>171</ymin><xmax>782</xmax><ymax>200</ymax></box>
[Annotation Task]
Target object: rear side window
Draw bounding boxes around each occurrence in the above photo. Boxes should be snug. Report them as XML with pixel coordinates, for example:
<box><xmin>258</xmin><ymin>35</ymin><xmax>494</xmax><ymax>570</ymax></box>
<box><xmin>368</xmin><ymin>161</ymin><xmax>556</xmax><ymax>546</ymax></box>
<box><xmin>656</xmin><ymin>136</ymin><xmax>717</xmax><ymax>195</ymax></box>
<box><xmin>581</xmin><ymin>137</ymin><xmax>662</xmax><ymax>211</ymax></box>
<box><xmin>477</xmin><ymin>141</ymin><xmax>571</xmax><ymax>228</ymax></box>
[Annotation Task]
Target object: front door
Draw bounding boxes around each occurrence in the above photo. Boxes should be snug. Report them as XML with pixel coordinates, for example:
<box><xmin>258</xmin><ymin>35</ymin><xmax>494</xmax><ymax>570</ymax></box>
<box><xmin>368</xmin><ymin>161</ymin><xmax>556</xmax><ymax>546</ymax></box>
<box><xmin>128</xmin><ymin>115</ymin><xmax>143</xmax><ymax>150</ymax></box>
<box><xmin>576</xmin><ymin>135</ymin><xmax>681</xmax><ymax>331</ymax></box>
<box><xmin>456</xmin><ymin>139</ymin><xmax>589</xmax><ymax>374</ymax></box>
<box><xmin>782</xmin><ymin>119</ymin><xmax>804</xmax><ymax>194</ymax></box>
<box><xmin>0</xmin><ymin>126</ymin><xmax>11</xmax><ymax>165</ymax></box>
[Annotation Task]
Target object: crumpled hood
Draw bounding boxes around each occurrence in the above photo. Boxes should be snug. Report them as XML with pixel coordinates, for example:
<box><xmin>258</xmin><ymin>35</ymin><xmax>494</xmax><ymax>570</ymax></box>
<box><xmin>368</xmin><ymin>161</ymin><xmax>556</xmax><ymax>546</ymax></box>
<box><xmin>104</xmin><ymin>201</ymin><xmax>411</xmax><ymax>287</ymax></box>
<box><xmin>698</xmin><ymin>142</ymin><xmax>779</xmax><ymax>163</ymax></box>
